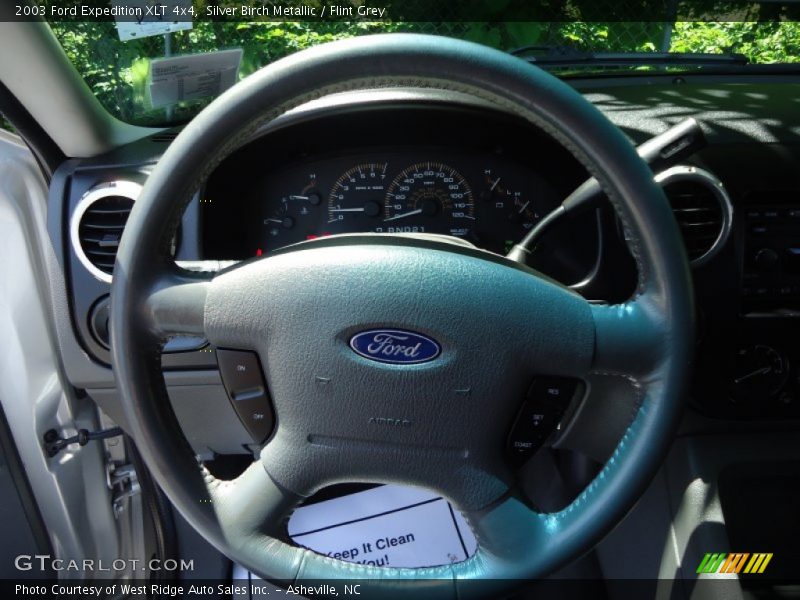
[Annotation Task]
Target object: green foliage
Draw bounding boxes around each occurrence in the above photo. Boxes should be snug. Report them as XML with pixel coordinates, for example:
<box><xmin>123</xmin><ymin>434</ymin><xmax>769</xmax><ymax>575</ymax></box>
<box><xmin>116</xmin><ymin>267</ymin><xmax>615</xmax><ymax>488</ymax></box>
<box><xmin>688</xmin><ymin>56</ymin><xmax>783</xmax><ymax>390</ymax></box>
<box><xmin>49</xmin><ymin>20</ymin><xmax>441</xmax><ymax>124</ymax></box>
<box><xmin>0</xmin><ymin>113</ymin><xmax>15</xmax><ymax>134</ymax></box>
<box><xmin>671</xmin><ymin>22</ymin><xmax>800</xmax><ymax>63</ymax></box>
<box><xmin>40</xmin><ymin>20</ymin><xmax>800</xmax><ymax>128</ymax></box>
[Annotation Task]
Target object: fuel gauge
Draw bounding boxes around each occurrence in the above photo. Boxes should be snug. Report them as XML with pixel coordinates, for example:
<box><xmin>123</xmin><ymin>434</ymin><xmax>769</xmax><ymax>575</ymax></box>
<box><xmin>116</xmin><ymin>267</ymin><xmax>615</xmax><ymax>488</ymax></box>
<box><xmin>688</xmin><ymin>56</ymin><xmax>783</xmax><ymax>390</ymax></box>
<box><xmin>479</xmin><ymin>169</ymin><xmax>541</xmax><ymax>253</ymax></box>
<box><xmin>482</xmin><ymin>171</ymin><xmax>539</xmax><ymax>227</ymax></box>
<box><xmin>260</xmin><ymin>175</ymin><xmax>322</xmax><ymax>249</ymax></box>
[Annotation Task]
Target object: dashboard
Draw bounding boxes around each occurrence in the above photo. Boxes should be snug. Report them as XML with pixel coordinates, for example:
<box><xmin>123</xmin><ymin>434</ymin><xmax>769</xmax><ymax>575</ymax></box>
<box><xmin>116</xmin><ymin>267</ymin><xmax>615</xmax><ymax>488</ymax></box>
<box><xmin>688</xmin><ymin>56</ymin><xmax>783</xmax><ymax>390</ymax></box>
<box><xmin>205</xmin><ymin>151</ymin><xmax>556</xmax><ymax>257</ymax></box>
<box><xmin>47</xmin><ymin>80</ymin><xmax>800</xmax><ymax>460</ymax></box>
<box><xmin>20</xmin><ymin>61</ymin><xmax>800</xmax><ymax>589</ymax></box>
<box><xmin>200</xmin><ymin>102</ymin><xmax>601</xmax><ymax>287</ymax></box>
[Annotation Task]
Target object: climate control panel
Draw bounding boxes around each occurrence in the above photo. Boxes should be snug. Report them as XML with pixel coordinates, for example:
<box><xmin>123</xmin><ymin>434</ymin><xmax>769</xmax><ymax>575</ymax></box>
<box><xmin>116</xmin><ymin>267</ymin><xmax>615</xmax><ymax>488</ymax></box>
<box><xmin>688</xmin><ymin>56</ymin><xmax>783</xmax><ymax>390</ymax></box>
<box><xmin>742</xmin><ymin>200</ymin><xmax>800</xmax><ymax>309</ymax></box>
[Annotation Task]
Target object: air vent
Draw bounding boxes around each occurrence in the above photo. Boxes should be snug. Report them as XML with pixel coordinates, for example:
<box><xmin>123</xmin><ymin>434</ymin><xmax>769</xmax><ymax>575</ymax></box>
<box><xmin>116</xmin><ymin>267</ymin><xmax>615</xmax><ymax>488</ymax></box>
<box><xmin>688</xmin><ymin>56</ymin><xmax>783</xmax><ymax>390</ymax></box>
<box><xmin>656</xmin><ymin>166</ymin><xmax>733</xmax><ymax>267</ymax></box>
<box><xmin>70</xmin><ymin>181</ymin><xmax>142</xmax><ymax>283</ymax></box>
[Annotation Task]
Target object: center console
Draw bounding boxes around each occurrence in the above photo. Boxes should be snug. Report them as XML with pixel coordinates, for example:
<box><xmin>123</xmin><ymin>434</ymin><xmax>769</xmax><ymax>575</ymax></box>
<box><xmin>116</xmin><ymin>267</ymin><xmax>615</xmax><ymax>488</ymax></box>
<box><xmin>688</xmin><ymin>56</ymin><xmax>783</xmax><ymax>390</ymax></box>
<box><xmin>692</xmin><ymin>190</ymin><xmax>800</xmax><ymax>420</ymax></box>
<box><xmin>742</xmin><ymin>194</ymin><xmax>800</xmax><ymax>310</ymax></box>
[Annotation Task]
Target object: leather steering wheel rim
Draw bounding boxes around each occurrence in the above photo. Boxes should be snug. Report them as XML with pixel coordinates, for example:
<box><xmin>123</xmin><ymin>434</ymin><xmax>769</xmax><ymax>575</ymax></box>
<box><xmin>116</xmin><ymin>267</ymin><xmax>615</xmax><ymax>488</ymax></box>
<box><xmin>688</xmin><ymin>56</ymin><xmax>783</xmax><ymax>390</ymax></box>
<box><xmin>111</xmin><ymin>34</ymin><xmax>693</xmax><ymax>597</ymax></box>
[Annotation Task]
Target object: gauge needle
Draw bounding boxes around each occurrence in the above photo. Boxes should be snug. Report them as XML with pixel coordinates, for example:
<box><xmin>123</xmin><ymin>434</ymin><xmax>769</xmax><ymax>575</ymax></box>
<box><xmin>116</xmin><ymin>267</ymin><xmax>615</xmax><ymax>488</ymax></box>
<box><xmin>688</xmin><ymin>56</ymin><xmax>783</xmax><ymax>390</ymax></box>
<box><xmin>384</xmin><ymin>208</ymin><xmax>423</xmax><ymax>222</ymax></box>
<box><xmin>330</xmin><ymin>208</ymin><xmax>365</xmax><ymax>212</ymax></box>
<box><xmin>265</xmin><ymin>218</ymin><xmax>283</xmax><ymax>223</ymax></box>
<box><xmin>518</xmin><ymin>200</ymin><xmax>531</xmax><ymax>214</ymax></box>
<box><xmin>734</xmin><ymin>366</ymin><xmax>772</xmax><ymax>384</ymax></box>
<box><xmin>490</xmin><ymin>177</ymin><xmax>501</xmax><ymax>191</ymax></box>
<box><xmin>289</xmin><ymin>195</ymin><xmax>309</xmax><ymax>201</ymax></box>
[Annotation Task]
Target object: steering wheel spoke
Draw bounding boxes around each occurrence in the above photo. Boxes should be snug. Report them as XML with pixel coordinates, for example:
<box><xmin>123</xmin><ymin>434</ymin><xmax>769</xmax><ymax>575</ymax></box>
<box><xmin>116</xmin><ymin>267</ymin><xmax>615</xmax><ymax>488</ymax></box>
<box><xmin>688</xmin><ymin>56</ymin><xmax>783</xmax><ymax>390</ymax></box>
<box><xmin>453</xmin><ymin>493</ymin><xmax>547</xmax><ymax>580</ymax></box>
<box><xmin>590</xmin><ymin>296</ymin><xmax>674</xmax><ymax>379</ymax></box>
<box><xmin>142</xmin><ymin>271</ymin><xmax>210</xmax><ymax>340</ymax></box>
<box><xmin>205</xmin><ymin>461</ymin><xmax>309</xmax><ymax>580</ymax></box>
<box><xmin>211</xmin><ymin>461</ymin><xmax>303</xmax><ymax>535</ymax></box>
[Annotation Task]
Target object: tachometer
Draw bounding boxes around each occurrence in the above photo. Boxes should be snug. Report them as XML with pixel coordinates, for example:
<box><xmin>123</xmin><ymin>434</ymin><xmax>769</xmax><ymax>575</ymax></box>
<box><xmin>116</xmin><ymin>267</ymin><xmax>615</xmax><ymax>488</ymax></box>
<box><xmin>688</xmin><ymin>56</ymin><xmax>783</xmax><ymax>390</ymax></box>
<box><xmin>382</xmin><ymin>162</ymin><xmax>474</xmax><ymax>237</ymax></box>
<box><xmin>327</xmin><ymin>163</ymin><xmax>387</xmax><ymax>227</ymax></box>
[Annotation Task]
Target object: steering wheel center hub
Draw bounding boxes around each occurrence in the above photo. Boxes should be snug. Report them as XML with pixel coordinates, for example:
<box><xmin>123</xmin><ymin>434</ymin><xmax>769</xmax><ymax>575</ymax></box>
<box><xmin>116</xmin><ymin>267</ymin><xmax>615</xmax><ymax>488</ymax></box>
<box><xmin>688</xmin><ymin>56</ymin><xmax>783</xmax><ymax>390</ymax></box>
<box><xmin>202</xmin><ymin>239</ymin><xmax>595</xmax><ymax>503</ymax></box>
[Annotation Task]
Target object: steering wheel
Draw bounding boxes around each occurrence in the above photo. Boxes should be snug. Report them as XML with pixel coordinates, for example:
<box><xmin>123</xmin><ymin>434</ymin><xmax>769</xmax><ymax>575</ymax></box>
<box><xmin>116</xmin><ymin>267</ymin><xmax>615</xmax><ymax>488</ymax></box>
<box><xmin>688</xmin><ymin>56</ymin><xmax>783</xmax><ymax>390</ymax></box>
<box><xmin>111</xmin><ymin>34</ymin><xmax>693</xmax><ymax>597</ymax></box>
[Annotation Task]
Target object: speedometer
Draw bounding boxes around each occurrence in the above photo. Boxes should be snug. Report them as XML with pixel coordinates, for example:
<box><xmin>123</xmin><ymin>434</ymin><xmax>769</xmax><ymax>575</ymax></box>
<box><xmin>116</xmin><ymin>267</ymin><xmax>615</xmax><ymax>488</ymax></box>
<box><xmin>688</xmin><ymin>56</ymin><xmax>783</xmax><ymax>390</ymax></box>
<box><xmin>383</xmin><ymin>162</ymin><xmax>474</xmax><ymax>237</ymax></box>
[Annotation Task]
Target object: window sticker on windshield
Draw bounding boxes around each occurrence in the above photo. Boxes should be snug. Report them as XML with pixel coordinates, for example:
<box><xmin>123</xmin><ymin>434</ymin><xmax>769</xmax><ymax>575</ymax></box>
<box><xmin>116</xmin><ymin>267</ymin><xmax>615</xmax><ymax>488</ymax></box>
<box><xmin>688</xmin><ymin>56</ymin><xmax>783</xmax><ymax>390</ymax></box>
<box><xmin>148</xmin><ymin>49</ymin><xmax>243</xmax><ymax>109</ymax></box>
<box><xmin>287</xmin><ymin>484</ymin><xmax>478</xmax><ymax>568</ymax></box>
<box><xmin>113</xmin><ymin>0</ymin><xmax>193</xmax><ymax>41</ymax></box>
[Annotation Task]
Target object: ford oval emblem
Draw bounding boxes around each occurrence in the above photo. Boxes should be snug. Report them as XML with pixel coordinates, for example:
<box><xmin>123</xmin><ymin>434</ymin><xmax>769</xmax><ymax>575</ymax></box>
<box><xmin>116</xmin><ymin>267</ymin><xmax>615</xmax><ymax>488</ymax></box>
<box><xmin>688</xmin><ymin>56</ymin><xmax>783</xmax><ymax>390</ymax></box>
<box><xmin>349</xmin><ymin>329</ymin><xmax>441</xmax><ymax>365</ymax></box>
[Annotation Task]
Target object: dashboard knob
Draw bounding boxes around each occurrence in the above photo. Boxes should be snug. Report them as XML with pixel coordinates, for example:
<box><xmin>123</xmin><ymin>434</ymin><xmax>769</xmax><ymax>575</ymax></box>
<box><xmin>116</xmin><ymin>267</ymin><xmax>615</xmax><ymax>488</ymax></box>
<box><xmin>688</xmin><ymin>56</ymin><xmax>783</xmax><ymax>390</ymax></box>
<box><xmin>89</xmin><ymin>295</ymin><xmax>111</xmax><ymax>348</ymax></box>
<box><xmin>754</xmin><ymin>248</ymin><xmax>779</xmax><ymax>271</ymax></box>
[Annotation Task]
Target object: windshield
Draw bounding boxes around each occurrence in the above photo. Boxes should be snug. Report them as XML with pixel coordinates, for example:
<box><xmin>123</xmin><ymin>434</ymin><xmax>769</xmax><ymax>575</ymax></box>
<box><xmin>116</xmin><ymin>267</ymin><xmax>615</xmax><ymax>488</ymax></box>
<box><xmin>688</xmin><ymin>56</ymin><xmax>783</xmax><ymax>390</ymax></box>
<box><xmin>49</xmin><ymin>18</ymin><xmax>800</xmax><ymax>127</ymax></box>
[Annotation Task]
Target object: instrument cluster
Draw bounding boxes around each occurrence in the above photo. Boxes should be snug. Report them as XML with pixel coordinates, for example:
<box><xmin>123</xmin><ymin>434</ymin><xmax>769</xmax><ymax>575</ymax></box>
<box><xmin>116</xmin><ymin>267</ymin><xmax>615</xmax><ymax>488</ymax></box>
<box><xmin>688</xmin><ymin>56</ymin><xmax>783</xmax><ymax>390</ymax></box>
<box><xmin>205</xmin><ymin>150</ymin><xmax>560</xmax><ymax>258</ymax></box>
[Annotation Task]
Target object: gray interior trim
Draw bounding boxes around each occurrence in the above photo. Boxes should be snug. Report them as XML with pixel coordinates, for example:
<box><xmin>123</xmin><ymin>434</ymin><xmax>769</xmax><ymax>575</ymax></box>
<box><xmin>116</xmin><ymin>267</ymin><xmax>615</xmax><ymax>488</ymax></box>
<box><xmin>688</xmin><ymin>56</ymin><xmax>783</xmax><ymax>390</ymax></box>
<box><xmin>0</xmin><ymin>128</ymin><xmax>120</xmax><ymax>577</ymax></box>
<box><xmin>87</xmin><ymin>375</ymin><xmax>252</xmax><ymax>457</ymax></box>
<box><xmin>598</xmin><ymin>431</ymin><xmax>800</xmax><ymax>599</ymax></box>
<box><xmin>0</xmin><ymin>21</ymin><xmax>157</xmax><ymax>157</ymax></box>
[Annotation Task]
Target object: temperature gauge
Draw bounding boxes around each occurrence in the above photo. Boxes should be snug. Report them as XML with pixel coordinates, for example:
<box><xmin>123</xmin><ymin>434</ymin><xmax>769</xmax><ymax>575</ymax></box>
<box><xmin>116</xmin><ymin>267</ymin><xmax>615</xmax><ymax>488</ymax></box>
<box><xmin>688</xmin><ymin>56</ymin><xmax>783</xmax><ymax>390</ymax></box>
<box><xmin>480</xmin><ymin>168</ymin><xmax>540</xmax><ymax>253</ymax></box>
<box><xmin>482</xmin><ymin>170</ymin><xmax>539</xmax><ymax>228</ymax></box>
<box><xmin>260</xmin><ymin>175</ymin><xmax>322</xmax><ymax>251</ymax></box>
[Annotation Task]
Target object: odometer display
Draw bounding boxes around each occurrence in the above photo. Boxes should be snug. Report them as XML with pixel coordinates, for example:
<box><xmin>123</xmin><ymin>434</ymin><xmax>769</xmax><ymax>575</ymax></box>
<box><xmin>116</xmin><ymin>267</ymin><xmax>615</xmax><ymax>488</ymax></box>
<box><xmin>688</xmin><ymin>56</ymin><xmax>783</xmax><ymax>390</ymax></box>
<box><xmin>382</xmin><ymin>162</ymin><xmax>474</xmax><ymax>237</ymax></box>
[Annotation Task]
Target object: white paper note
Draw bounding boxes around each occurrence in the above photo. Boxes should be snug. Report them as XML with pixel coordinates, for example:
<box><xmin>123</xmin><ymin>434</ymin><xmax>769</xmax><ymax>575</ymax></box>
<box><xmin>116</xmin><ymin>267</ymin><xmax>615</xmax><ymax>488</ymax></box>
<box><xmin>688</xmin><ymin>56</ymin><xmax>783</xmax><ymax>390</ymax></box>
<box><xmin>287</xmin><ymin>484</ymin><xmax>477</xmax><ymax>568</ymax></box>
<box><xmin>148</xmin><ymin>49</ymin><xmax>243</xmax><ymax>109</ymax></box>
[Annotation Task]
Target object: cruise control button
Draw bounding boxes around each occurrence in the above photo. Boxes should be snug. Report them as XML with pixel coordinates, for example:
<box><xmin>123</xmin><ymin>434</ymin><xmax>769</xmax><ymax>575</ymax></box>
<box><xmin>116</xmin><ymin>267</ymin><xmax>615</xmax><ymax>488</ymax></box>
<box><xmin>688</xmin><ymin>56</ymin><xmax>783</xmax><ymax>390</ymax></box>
<box><xmin>519</xmin><ymin>401</ymin><xmax>558</xmax><ymax>432</ymax></box>
<box><xmin>506</xmin><ymin>405</ymin><xmax>554</xmax><ymax>467</ymax></box>
<box><xmin>233</xmin><ymin>396</ymin><xmax>274</xmax><ymax>443</ymax></box>
<box><xmin>216</xmin><ymin>349</ymin><xmax>274</xmax><ymax>443</ymax></box>
<box><xmin>528</xmin><ymin>377</ymin><xmax>579</xmax><ymax>406</ymax></box>
<box><xmin>507</xmin><ymin>377</ymin><xmax>580</xmax><ymax>468</ymax></box>
<box><xmin>507</xmin><ymin>437</ymin><xmax>539</xmax><ymax>465</ymax></box>
<box><xmin>216</xmin><ymin>349</ymin><xmax>265</xmax><ymax>396</ymax></box>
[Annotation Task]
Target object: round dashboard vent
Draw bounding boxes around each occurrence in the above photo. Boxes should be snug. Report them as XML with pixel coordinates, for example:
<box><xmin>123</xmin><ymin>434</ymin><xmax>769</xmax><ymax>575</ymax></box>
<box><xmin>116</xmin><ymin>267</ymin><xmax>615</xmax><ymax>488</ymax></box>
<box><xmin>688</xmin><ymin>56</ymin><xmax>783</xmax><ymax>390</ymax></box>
<box><xmin>70</xmin><ymin>181</ymin><xmax>142</xmax><ymax>283</ymax></box>
<box><xmin>656</xmin><ymin>166</ymin><xmax>733</xmax><ymax>268</ymax></box>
